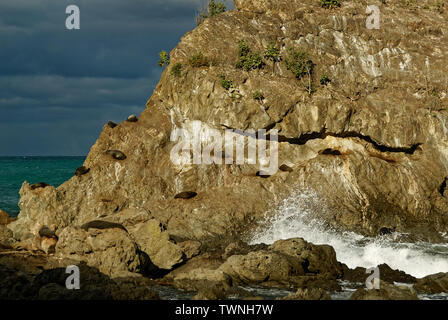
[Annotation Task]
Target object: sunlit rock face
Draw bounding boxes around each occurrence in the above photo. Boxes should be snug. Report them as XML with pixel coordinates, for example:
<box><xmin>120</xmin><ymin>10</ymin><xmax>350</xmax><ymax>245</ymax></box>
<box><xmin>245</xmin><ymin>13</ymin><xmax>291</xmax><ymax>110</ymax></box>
<box><xmin>9</xmin><ymin>0</ymin><xmax>448</xmax><ymax>243</ymax></box>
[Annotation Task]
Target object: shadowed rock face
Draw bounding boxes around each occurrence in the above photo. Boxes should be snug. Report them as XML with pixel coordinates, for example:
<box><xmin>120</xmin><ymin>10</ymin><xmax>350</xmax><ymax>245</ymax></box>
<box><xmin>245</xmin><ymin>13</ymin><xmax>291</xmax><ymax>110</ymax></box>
<box><xmin>8</xmin><ymin>0</ymin><xmax>448</xmax><ymax>244</ymax></box>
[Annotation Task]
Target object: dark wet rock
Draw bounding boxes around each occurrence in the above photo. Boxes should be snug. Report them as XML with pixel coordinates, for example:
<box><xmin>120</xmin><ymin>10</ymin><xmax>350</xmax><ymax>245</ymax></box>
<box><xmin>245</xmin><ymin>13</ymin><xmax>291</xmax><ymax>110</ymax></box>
<box><xmin>414</xmin><ymin>273</ymin><xmax>448</xmax><ymax>294</ymax></box>
<box><xmin>174</xmin><ymin>191</ymin><xmax>197</xmax><ymax>199</ymax></box>
<box><xmin>105</xmin><ymin>150</ymin><xmax>126</xmax><ymax>160</ymax></box>
<box><xmin>350</xmin><ymin>281</ymin><xmax>418</xmax><ymax>300</ymax></box>
<box><xmin>74</xmin><ymin>166</ymin><xmax>90</xmax><ymax>177</ymax></box>
<box><xmin>279</xmin><ymin>288</ymin><xmax>331</xmax><ymax>300</ymax></box>
<box><xmin>379</xmin><ymin>227</ymin><xmax>395</xmax><ymax>236</ymax></box>
<box><xmin>341</xmin><ymin>263</ymin><xmax>416</xmax><ymax>284</ymax></box>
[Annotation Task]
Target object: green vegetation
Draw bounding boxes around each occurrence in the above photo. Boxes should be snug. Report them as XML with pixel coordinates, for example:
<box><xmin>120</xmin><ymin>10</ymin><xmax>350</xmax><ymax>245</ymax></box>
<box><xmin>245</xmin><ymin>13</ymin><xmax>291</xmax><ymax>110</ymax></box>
<box><xmin>218</xmin><ymin>74</ymin><xmax>232</xmax><ymax>90</ymax></box>
<box><xmin>285</xmin><ymin>48</ymin><xmax>314</xmax><ymax>79</ymax></box>
<box><xmin>320</xmin><ymin>74</ymin><xmax>331</xmax><ymax>85</ymax></box>
<box><xmin>436</xmin><ymin>0</ymin><xmax>445</xmax><ymax>13</ymax></box>
<box><xmin>253</xmin><ymin>91</ymin><xmax>264</xmax><ymax>101</ymax></box>
<box><xmin>170</xmin><ymin>63</ymin><xmax>182</xmax><ymax>77</ymax></box>
<box><xmin>320</xmin><ymin>0</ymin><xmax>341</xmax><ymax>9</ymax></box>
<box><xmin>264</xmin><ymin>42</ymin><xmax>281</xmax><ymax>73</ymax></box>
<box><xmin>189</xmin><ymin>52</ymin><xmax>209</xmax><ymax>68</ymax></box>
<box><xmin>158</xmin><ymin>51</ymin><xmax>170</xmax><ymax>67</ymax></box>
<box><xmin>236</xmin><ymin>40</ymin><xmax>264</xmax><ymax>71</ymax></box>
<box><xmin>196</xmin><ymin>0</ymin><xmax>227</xmax><ymax>25</ymax></box>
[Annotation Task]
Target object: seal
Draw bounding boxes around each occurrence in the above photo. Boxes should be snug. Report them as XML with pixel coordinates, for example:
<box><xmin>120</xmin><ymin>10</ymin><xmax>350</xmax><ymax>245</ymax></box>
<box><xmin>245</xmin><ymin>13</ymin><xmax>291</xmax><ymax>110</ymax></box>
<box><xmin>30</xmin><ymin>182</ymin><xmax>49</xmax><ymax>190</ymax></box>
<box><xmin>107</xmin><ymin>121</ymin><xmax>118</xmax><ymax>128</ymax></box>
<box><xmin>106</xmin><ymin>150</ymin><xmax>127</xmax><ymax>160</ymax></box>
<box><xmin>256</xmin><ymin>171</ymin><xmax>270</xmax><ymax>178</ymax></box>
<box><xmin>38</xmin><ymin>226</ymin><xmax>57</xmax><ymax>239</ymax></box>
<box><xmin>279</xmin><ymin>164</ymin><xmax>293</xmax><ymax>172</ymax></box>
<box><xmin>127</xmin><ymin>115</ymin><xmax>138</xmax><ymax>122</ymax></box>
<box><xmin>320</xmin><ymin>148</ymin><xmax>342</xmax><ymax>156</ymax></box>
<box><xmin>81</xmin><ymin>220</ymin><xmax>128</xmax><ymax>233</ymax></box>
<box><xmin>75</xmin><ymin>166</ymin><xmax>90</xmax><ymax>177</ymax></box>
<box><xmin>175</xmin><ymin>191</ymin><xmax>198</xmax><ymax>199</ymax></box>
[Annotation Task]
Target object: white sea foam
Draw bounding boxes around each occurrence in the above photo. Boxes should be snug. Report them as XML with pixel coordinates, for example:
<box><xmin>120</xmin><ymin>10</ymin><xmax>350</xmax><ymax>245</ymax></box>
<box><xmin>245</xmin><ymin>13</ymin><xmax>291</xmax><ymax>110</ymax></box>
<box><xmin>249</xmin><ymin>188</ymin><xmax>448</xmax><ymax>278</ymax></box>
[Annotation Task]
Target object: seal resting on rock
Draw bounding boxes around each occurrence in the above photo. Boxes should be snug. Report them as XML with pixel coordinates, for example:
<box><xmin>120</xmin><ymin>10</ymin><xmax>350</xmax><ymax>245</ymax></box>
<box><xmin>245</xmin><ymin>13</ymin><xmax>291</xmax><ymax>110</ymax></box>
<box><xmin>174</xmin><ymin>191</ymin><xmax>197</xmax><ymax>199</ymax></box>
<box><xmin>106</xmin><ymin>150</ymin><xmax>127</xmax><ymax>160</ymax></box>
<box><xmin>38</xmin><ymin>226</ymin><xmax>57</xmax><ymax>239</ymax></box>
<box><xmin>30</xmin><ymin>182</ymin><xmax>49</xmax><ymax>190</ymax></box>
<box><xmin>81</xmin><ymin>220</ymin><xmax>128</xmax><ymax>232</ymax></box>
<box><xmin>107</xmin><ymin>121</ymin><xmax>117</xmax><ymax>128</ymax></box>
<box><xmin>75</xmin><ymin>166</ymin><xmax>90</xmax><ymax>177</ymax></box>
<box><xmin>127</xmin><ymin>115</ymin><xmax>138</xmax><ymax>122</ymax></box>
<box><xmin>256</xmin><ymin>171</ymin><xmax>270</xmax><ymax>178</ymax></box>
<box><xmin>279</xmin><ymin>164</ymin><xmax>293</xmax><ymax>172</ymax></box>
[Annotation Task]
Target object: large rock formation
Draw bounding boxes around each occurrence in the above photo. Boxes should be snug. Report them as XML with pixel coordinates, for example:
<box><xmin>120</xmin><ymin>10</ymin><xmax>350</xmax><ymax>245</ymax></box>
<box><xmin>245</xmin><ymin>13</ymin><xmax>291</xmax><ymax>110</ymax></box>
<box><xmin>8</xmin><ymin>0</ymin><xmax>448</xmax><ymax>252</ymax></box>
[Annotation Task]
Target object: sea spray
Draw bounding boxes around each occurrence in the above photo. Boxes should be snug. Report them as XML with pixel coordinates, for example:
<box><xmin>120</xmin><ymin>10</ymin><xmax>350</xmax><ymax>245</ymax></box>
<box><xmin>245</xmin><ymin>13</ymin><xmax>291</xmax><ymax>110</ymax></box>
<box><xmin>249</xmin><ymin>188</ymin><xmax>448</xmax><ymax>278</ymax></box>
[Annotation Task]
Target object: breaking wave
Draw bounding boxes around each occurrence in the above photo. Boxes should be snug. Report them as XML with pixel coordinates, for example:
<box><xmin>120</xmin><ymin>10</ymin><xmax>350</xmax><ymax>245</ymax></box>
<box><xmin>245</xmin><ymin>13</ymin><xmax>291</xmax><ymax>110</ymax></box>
<box><xmin>249</xmin><ymin>188</ymin><xmax>448</xmax><ymax>278</ymax></box>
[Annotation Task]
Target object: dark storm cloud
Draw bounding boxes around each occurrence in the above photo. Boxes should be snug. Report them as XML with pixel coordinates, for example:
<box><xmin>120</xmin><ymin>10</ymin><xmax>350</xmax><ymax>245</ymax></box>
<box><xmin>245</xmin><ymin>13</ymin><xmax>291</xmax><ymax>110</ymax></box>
<box><xmin>0</xmin><ymin>0</ymin><xmax>234</xmax><ymax>156</ymax></box>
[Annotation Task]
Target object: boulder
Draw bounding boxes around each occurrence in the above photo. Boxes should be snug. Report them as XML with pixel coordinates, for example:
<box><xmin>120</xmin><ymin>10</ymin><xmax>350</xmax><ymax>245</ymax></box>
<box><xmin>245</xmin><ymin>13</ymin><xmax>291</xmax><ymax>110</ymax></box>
<box><xmin>0</xmin><ymin>210</ymin><xmax>14</xmax><ymax>225</ymax></box>
<box><xmin>129</xmin><ymin>219</ymin><xmax>184</xmax><ymax>270</ymax></box>
<box><xmin>414</xmin><ymin>273</ymin><xmax>448</xmax><ymax>294</ymax></box>
<box><xmin>350</xmin><ymin>281</ymin><xmax>419</xmax><ymax>300</ymax></box>
<box><xmin>218</xmin><ymin>250</ymin><xmax>304</xmax><ymax>285</ymax></box>
<box><xmin>0</xmin><ymin>225</ymin><xmax>15</xmax><ymax>248</ymax></box>
<box><xmin>341</xmin><ymin>263</ymin><xmax>416</xmax><ymax>284</ymax></box>
<box><xmin>178</xmin><ymin>240</ymin><xmax>202</xmax><ymax>259</ymax></box>
<box><xmin>269</xmin><ymin>238</ymin><xmax>342</xmax><ymax>278</ymax></box>
<box><xmin>55</xmin><ymin>227</ymin><xmax>148</xmax><ymax>277</ymax></box>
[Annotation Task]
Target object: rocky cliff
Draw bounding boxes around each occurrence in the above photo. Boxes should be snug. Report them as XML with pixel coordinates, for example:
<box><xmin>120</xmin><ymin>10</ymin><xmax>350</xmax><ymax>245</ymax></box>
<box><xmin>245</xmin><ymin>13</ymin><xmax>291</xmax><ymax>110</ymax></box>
<box><xmin>9</xmin><ymin>0</ymin><xmax>448</xmax><ymax>247</ymax></box>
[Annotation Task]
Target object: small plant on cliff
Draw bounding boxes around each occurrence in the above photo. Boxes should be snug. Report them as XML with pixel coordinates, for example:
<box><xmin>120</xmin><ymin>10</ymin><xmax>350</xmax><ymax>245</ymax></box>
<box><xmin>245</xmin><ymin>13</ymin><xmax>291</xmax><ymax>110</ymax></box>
<box><xmin>196</xmin><ymin>0</ymin><xmax>227</xmax><ymax>25</ymax></box>
<box><xmin>218</xmin><ymin>74</ymin><xmax>232</xmax><ymax>90</ymax></box>
<box><xmin>253</xmin><ymin>91</ymin><xmax>264</xmax><ymax>101</ymax></box>
<box><xmin>285</xmin><ymin>48</ymin><xmax>314</xmax><ymax>79</ymax></box>
<box><xmin>189</xmin><ymin>52</ymin><xmax>209</xmax><ymax>68</ymax></box>
<box><xmin>158</xmin><ymin>51</ymin><xmax>170</xmax><ymax>67</ymax></box>
<box><xmin>236</xmin><ymin>40</ymin><xmax>264</xmax><ymax>71</ymax></box>
<box><xmin>320</xmin><ymin>74</ymin><xmax>331</xmax><ymax>85</ymax></box>
<box><xmin>320</xmin><ymin>0</ymin><xmax>341</xmax><ymax>9</ymax></box>
<box><xmin>264</xmin><ymin>42</ymin><xmax>281</xmax><ymax>74</ymax></box>
<box><xmin>285</xmin><ymin>48</ymin><xmax>315</xmax><ymax>95</ymax></box>
<box><xmin>170</xmin><ymin>63</ymin><xmax>182</xmax><ymax>77</ymax></box>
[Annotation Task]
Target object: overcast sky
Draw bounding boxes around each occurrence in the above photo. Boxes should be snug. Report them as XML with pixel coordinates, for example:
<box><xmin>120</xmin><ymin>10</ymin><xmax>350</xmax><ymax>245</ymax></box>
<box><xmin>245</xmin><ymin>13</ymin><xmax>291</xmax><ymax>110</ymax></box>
<box><xmin>0</xmin><ymin>0</ymin><xmax>234</xmax><ymax>156</ymax></box>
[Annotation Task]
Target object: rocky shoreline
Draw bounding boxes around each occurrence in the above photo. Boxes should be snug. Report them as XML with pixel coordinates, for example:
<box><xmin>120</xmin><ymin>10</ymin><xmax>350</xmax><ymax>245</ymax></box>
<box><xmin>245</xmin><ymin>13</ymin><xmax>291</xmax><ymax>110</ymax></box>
<box><xmin>1</xmin><ymin>209</ymin><xmax>447</xmax><ymax>300</ymax></box>
<box><xmin>2</xmin><ymin>0</ymin><xmax>448</xmax><ymax>300</ymax></box>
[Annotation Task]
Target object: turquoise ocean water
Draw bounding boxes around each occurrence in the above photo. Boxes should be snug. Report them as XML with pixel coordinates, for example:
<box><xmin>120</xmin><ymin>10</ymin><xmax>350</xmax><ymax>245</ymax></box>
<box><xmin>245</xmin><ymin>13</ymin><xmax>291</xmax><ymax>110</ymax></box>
<box><xmin>0</xmin><ymin>156</ymin><xmax>85</xmax><ymax>216</ymax></box>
